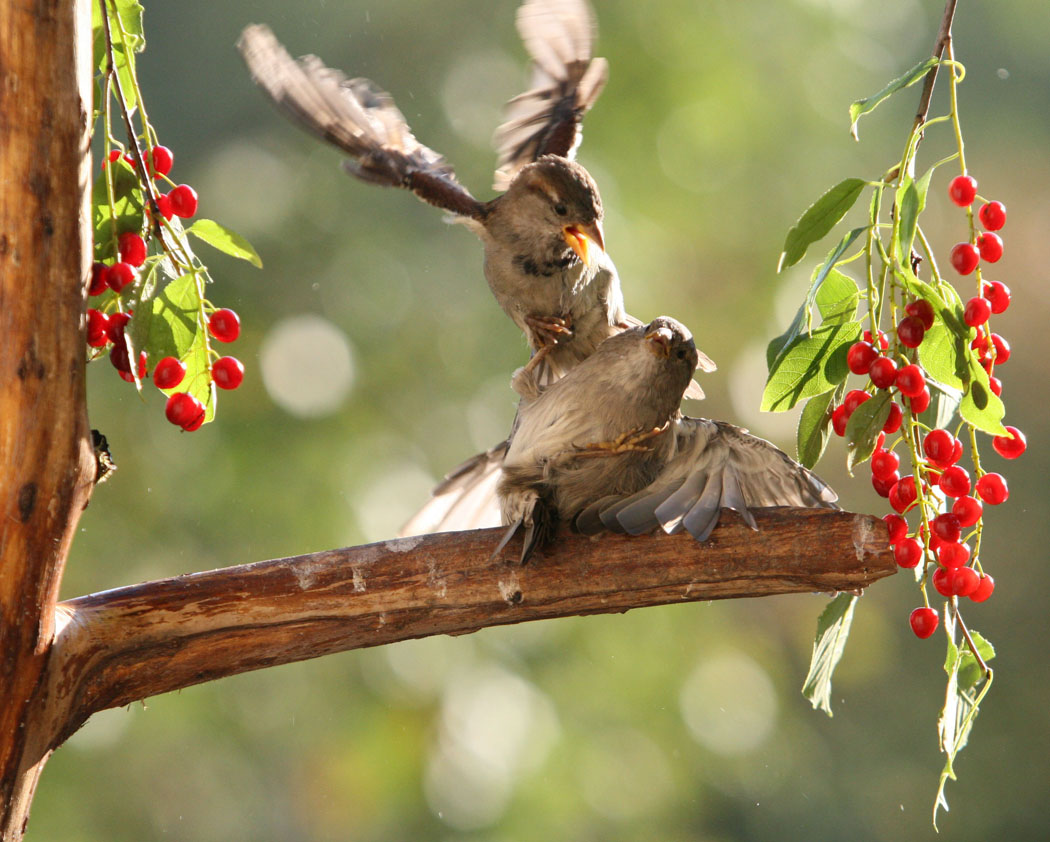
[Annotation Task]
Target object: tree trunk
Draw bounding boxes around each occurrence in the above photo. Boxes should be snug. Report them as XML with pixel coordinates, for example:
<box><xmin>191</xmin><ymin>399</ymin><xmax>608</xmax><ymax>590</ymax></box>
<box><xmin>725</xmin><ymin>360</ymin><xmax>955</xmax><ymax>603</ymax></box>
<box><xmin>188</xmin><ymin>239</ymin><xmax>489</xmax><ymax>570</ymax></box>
<box><xmin>0</xmin><ymin>1</ymin><xmax>96</xmax><ymax>837</ymax></box>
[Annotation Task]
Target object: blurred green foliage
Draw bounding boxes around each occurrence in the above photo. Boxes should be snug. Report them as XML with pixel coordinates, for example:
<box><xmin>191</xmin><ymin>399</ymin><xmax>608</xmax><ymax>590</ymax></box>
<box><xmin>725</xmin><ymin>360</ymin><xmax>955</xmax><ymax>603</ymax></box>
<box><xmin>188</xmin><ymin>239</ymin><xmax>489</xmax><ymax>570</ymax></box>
<box><xmin>34</xmin><ymin>0</ymin><xmax>1050</xmax><ymax>839</ymax></box>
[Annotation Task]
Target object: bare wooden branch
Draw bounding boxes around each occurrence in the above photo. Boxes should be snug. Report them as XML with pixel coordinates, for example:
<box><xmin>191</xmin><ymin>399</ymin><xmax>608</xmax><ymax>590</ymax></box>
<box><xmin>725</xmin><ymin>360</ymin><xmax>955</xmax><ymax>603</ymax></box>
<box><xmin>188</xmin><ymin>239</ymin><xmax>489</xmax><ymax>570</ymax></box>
<box><xmin>0</xmin><ymin>1</ymin><xmax>96</xmax><ymax>837</ymax></box>
<box><xmin>912</xmin><ymin>0</ymin><xmax>959</xmax><ymax>131</ymax></box>
<box><xmin>43</xmin><ymin>509</ymin><xmax>894</xmax><ymax>745</ymax></box>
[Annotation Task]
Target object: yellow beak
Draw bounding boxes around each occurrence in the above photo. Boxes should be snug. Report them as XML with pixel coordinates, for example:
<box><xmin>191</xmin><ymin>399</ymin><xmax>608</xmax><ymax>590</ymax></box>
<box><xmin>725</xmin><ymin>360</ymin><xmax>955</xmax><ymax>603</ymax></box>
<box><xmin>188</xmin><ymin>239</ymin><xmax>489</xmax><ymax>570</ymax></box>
<box><xmin>562</xmin><ymin>220</ymin><xmax>606</xmax><ymax>267</ymax></box>
<box><xmin>645</xmin><ymin>326</ymin><xmax>674</xmax><ymax>357</ymax></box>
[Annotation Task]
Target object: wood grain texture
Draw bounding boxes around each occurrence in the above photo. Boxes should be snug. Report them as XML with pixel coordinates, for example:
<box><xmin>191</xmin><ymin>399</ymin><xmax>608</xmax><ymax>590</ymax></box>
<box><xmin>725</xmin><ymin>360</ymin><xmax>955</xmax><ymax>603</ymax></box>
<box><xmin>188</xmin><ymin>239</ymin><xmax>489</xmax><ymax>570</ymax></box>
<box><xmin>0</xmin><ymin>0</ymin><xmax>96</xmax><ymax>837</ymax></box>
<box><xmin>47</xmin><ymin>509</ymin><xmax>894</xmax><ymax>744</ymax></box>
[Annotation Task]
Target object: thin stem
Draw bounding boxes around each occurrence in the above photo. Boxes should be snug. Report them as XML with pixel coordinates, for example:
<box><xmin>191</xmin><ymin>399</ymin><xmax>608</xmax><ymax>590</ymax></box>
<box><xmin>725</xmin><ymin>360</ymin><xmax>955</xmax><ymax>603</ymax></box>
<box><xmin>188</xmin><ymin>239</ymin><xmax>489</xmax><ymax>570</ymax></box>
<box><xmin>912</xmin><ymin>0</ymin><xmax>960</xmax><ymax>134</ymax></box>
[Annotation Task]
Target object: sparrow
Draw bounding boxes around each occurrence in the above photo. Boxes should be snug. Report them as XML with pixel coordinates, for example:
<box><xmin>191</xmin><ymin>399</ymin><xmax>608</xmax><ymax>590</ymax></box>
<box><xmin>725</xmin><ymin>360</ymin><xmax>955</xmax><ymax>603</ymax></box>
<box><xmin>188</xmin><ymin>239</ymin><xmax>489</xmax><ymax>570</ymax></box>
<box><xmin>238</xmin><ymin>2</ymin><xmax>708</xmax><ymax>391</ymax></box>
<box><xmin>496</xmin><ymin>317</ymin><xmax>839</xmax><ymax>563</ymax></box>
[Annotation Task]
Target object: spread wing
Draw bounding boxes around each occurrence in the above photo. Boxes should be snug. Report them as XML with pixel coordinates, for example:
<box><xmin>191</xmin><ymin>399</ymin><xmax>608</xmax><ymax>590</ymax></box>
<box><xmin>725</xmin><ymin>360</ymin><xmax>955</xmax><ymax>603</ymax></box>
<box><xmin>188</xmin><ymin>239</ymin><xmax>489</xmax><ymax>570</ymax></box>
<box><xmin>398</xmin><ymin>441</ymin><xmax>508</xmax><ymax>537</ymax></box>
<box><xmin>575</xmin><ymin>418</ymin><xmax>838</xmax><ymax>541</ymax></box>
<box><xmin>238</xmin><ymin>24</ymin><xmax>485</xmax><ymax>220</ymax></box>
<box><xmin>492</xmin><ymin>0</ymin><xmax>609</xmax><ymax>190</ymax></box>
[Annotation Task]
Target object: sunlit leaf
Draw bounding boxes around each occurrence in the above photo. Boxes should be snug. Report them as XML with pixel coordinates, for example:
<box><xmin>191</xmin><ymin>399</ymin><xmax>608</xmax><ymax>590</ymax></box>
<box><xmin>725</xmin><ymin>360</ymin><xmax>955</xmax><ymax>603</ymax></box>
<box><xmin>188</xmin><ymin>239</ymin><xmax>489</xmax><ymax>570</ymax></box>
<box><xmin>796</xmin><ymin>385</ymin><xmax>842</xmax><ymax>469</ymax></box>
<box><xmin>779</xmin><ymin>179</ymin><xmax>867</xmax><ymax>271</ymax></box>
<box><xmin>188</xmin><ymin>219</ymin><xmax>263</xmax><ymax>268</ymax></box>
<box><xmin>762</xmin><ymin>322</ymin><xmax>861</xmax><ymax>412</ymax></box>
<box><xmin>802</xmin><ymin>593</ymin><xmax>858</xmax><ymax>716</ymax></box>
<box><xmin>845</xmin><ymin>390</ymin><xmax>891</xmax><ymax>474</ymax></box>
<box><xmin>815</xmin><ymin>270</ymin><xmax>861</xmax><ymax>325</ymax></box>
<box><xmin>918</xmin><ymin>324</ymin><xmax>967</xmax><ymax>390</ymax></box>
<box><xmin>849</xmin><ymin>57</ymin><xmax>940</xmax><ymax>140</ymax></box>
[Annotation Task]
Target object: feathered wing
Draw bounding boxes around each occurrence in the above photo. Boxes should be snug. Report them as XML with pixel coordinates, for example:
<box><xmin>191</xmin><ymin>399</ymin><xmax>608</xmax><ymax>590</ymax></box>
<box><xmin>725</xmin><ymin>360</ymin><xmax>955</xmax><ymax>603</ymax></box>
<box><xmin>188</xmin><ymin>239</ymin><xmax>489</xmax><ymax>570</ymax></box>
<box><xmin>575</xmin><ymin>418</ymin><xmax>838</xmax><ymax>541</ymax></box>
<box><xmin>238</xmin><ymin>24</ymin><xmax>485</xmax><ymax>220</ymax></box>
<box><xmin>398</xmin><ymin>441</ymin><xmax>508</xmax><ymax>537</ymax></box>
<box><xmin>493</xmin><ymin>0</ymin><xmax>609</xmax><ymax>189</ymax></box>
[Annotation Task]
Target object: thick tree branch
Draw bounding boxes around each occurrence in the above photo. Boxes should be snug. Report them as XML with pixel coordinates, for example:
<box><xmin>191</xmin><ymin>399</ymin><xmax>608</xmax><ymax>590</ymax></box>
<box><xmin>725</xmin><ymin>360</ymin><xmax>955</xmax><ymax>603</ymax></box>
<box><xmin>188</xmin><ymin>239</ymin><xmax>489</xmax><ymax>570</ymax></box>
<box><xmin>912</xmin><ymin>0</ymin><xmax>958</xmax><ymax>131</ymax></box>
<box><xmin>43</xmin><ymin>509</ymin><xmax>894</xmax><ymax>746</ymax></box>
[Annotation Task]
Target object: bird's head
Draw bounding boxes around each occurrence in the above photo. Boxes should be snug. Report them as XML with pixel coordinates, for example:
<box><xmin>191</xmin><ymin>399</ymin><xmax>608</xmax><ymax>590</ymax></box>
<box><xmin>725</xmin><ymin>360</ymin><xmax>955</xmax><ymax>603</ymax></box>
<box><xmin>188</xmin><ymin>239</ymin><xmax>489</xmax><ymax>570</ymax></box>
<box><xmin>505</xmin><ymin>156</ymin><xmax>605</xmax><ymax>267</ymax></box>
<box><xmin>643</xmin><ymin>316</ymin><xmax>701</xmax><ymax>394</ymax></box>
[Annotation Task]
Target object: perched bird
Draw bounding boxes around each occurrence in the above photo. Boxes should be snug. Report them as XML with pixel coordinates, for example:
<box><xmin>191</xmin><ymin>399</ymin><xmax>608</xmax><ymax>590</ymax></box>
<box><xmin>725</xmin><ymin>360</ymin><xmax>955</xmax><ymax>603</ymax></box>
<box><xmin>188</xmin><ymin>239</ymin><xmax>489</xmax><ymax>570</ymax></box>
<box><xmin>238</xmin><ymin>2</ymin><xmax>701</xmax><ymax>389</ymax></box>
<box><xmin>497</xmin><ymin>317</ymin><xmax>839</xmax><ymax>563</ymax></box>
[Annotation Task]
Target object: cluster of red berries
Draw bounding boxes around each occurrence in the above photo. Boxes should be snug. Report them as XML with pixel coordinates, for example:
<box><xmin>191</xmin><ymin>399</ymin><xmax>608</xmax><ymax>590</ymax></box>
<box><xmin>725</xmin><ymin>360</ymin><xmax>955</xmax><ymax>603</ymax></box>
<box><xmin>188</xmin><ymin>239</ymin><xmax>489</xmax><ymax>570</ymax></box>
<box><xmin>833</xmin><ymin>174</ymin><xmax>1022</xmax><ymax>640</ymax></box>
<box><xmin>162</xmin><ymin>309</ymin><xmax>244</xmax><ymax>431</ymax></box>
<box><xmin>103</xmin><ymin>145</ymin><xmax>199</xmax><ymax>220</ymax></box>
<box><xmin>947</xmin><ymin>174</ymin><xmax>1006</xmax><ymax>276</ymax></box>
<box><xmin>93</xmin><ymin>142</ymin><xmax>243</xmax><ymax>431</ymax></box>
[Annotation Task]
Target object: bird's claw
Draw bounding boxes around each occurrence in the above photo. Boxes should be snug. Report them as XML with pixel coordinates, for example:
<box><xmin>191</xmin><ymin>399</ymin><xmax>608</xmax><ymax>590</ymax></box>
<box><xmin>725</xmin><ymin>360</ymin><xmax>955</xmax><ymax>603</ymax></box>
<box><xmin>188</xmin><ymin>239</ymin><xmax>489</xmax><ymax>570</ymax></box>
<box><xmin>572</xmin><ymin>422</ymin><xmax>671</xmax><ymax>457</ymax></box>
<box><xmin>525</xmin><ymin>313</ymin><xmax>573</xmax><ymax>347</ymax></box>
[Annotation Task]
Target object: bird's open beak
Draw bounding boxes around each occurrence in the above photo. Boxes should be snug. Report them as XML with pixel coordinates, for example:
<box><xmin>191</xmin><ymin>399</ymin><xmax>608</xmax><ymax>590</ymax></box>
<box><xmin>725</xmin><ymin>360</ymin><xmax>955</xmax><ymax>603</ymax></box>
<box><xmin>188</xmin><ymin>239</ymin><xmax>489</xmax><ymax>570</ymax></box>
<box><xmin>645</xmin><ymin>326</ymin><xmax>674</xmax><ymax>357</ymax></box>
<box><xmin>562</xmin><ymin>220</ymin><xmax>605</xmax><ymax>267</ymax></box>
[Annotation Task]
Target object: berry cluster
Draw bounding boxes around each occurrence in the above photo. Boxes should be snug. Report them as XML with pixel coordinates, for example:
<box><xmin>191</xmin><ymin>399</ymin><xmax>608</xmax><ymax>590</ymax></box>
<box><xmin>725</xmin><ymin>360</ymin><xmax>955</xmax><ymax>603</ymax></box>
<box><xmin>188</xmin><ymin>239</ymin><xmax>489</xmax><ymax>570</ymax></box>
<box><xmin>831</xmin><ymin>173</ymin><xmax>1022</xmax><ymax>639</ymax></box>
<box><xmin>91</xmin><ymin>142</ymin><xmax>244</xmax><ymax>431</ymax></box>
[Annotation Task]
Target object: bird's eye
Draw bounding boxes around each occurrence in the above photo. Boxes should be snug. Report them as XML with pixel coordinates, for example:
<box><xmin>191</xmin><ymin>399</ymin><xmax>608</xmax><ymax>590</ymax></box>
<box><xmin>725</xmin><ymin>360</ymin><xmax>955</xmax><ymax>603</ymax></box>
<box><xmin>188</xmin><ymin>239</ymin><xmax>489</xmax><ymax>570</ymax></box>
<box><xmin>554</xmin><ymin>203</ymin><xmax>568</xmax><ymax>216</ymax></box>
<box><xmin>676</xmin><ymin>349</ymin><xmax>687</xmax><ymax>359</ymax></box>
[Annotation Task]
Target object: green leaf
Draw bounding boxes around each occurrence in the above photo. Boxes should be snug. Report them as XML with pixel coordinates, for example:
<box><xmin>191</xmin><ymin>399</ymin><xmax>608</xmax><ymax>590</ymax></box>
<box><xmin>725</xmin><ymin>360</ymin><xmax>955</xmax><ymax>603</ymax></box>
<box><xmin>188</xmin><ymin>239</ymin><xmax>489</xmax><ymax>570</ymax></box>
<box><xmin>815</xmin><ymin>270</ymin><xmax>861</xmax><ymax>325</ymax></box>
<box><xmin>849</xmin><ymin>57</ymin><xmax>939</xmax><ymax>140</ymax></box>
<box><xmin>934</xmin><ymin>611</ymin><xmax>994</xmax><ymax>830</ymax></box>
<box><xmin>802</xmin><ymin>593</ymin><xmax>858</xmax><ymax>716</ymax></box>
<box><xmin>918</xmin><ymin>324</ymin><xmax>967</xmax><ymax>390</ymax></box>
<box><xmin>767</xmin><ymin>228</ymin><xmax>869</xmax><ymax>372</ymax></box>
<box><xmin>779</xmin><ymin>179</ymin><xmax>867</xmax><ymax>271</ymax></box>
<box><xmin>918</xmin><ymin>378</ymin><xmax>963</xmax><ymax>433</ymax></box>
<box><xmin>896</xmin><ymin>176</ymin><xmax>920</xmax><ymax>257</ymax></box>
<box><xmin>93</xmin><ymin>0</ymin><xmax>146</xmax><ymax>113</ymax></box>
<box><xmin>845</xmin><ymin>390</ymin><xmax>891</xmax><ymax>474</ymax></box>
<box><xmin>188</xmin><ymin>219</ymin><xmax>263</xmax><ymax>268</ymax></box>
<box><xmin>92</xmin><ymin>158</ymin><xmax>145</xmax><ymax>259</ymax></box>
<box><xmin>960</xmin><ymin>357</ymin><xmax>1009</xmax><ymax>436</ymax></box>
<box><xmin>762</xmin><ymin>322</ymin><xmax>862</xmax><ymax>412</ymax></box>
<box><xmin>796</xmin><ymin>385</ymin><xmax>842</xmax><ymax>469</ymax></box>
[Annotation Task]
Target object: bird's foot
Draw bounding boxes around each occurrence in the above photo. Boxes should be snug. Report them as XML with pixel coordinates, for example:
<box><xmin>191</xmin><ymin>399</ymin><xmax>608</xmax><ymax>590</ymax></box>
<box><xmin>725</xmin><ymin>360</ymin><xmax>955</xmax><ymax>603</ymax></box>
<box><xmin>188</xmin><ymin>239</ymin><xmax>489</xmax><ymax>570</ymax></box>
<box><xmin>525</xmin><ymin>313</ymin><xmax>573</xmax><ymax>348</ymax></box>
<box><xmin>572</xmin><ymin>422</ymin><xmax>671</xmax><ymax>458</ymax></box>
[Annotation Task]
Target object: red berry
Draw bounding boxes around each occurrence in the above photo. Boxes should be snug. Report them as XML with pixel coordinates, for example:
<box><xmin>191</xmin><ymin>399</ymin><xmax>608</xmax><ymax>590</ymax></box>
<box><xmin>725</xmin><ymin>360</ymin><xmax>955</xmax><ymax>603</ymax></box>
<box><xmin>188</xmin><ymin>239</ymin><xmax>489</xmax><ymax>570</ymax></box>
<box><xmin>931</xmin><ymin>512</ymin><xmax>962</xmax><ymax>543</ymax></box>
<box><xmin>117</xmin><ymin>350</ymin><xmax>148</xmax><ymax>383</ymax></box>
<box><xmin>883</xmin><ymin>513</ymin><xmax>908</xmax><ymax>545</ymax></box>
<box><xmin>118</xmin><ymin>232</ymin><xmax>147</xmax><ymax>267</ymax></box>
<box><xmin>910</xmin><ymin>607</ymin><xmax>939</xmax><ymax>639</ymax></box>
<box><xmin>950</xmin><ymin>242</ymin><xmax>980</xmax><ymax>275</ymax></box>
<box><xmin>894</xmin><ymin>538</ymin><xmax>923</xmax><ymax>569</ymax></box>
<box><xmin>970</xmin><ymin>573</ymin><xmax>995</xmax><ymax>603</ymax></box>
<box><xmin>883</xmin><ymin>401</ymin><xmax>903</xmax><ymax>434</ymax></box>
<box><xmin>847</xmin><ymin>341</ymin><xmax>879</xmax><ymax>375</ymax></box>
<box><xmin>976</xmin><ymin>231</ymin><xmax>1003</xmax><ymax>263</ymax></box>
<box><xmin>939</xmin><ymin>466</ymin><xmax>972</xmax><ymax>498</ymax></box>
<box><xmin>948</xmin><ymin>175</ymin><xmax>978</xmax><ymax>207</ymax></box>
<box><xmin>831</xmin><ymin>404</ymin><xmax>849</xmax><ymax>437</ymax></box>
<box><xmin>963</xmin><ymin>296</ymin><xmax>991</xmax><ymax>328</ymax></box>
<box><xmin>89</xmin><ymin>262</ymin><xmax>109</xmax><ymax>296</ymax></box>
<box><xmin>923</xmin><ymin>429</ymin><xmax>955</xmax><ymax>467</ymax></box>
<box><xmin>952</xmin><ymin>495</ymin><xmax>982</xmax><ymax>527</ymax></box>
<box><xmin>896</xmin><ymin>364</ymin><xmax>926</xmax><ymax>398</ymax></box>
<box><xmin>950</xmin><ymin>567</ymin><xmax>980</xmax><ymax>598</ymax></box>
<box><xmin>155</xmin><ymin>194</ymin><xmax>174</xmax><ymax>220</ymax></box>
<box><xmin>208</xmin><ymin>308</ymin><xmax>240</xmax><ymax>343</ymax></box>
<box><xmin>897</xmin><ymin>316</ymin><xmax>926</xmax><ymax>348</ymax></box>
<box><xmin>106</xmin><ymin>261</ymin><xmax>137</xmax><ymax>292</ymax></box>
<box><xmin>937</xmin><ymin>541</ymin><xmax>971</xmax><ymax>569</ymax></box>
<box><xmin>871</xmin><ymin>449</ymin><xmax>900</xmax><ymax>481</ymax></box>
<box><xmin>989</xmin><ymin>376</ymin><xmax>1002</xmax><ymax>397</ymax></box>
<box><xmin>212</xmin><ymin>356</ymin><xmax>245</xmax><ymax>390</ymax></box>
<box><xmin>905</xmin><ymin>299</ymin><xmax>935</xmax><ymax>331</ymax></box>
<box><xmin>889</xmin><ymin>475</ymin><xmax>918</xmax><ymax>514</ymax></box>
<box><xmin>932</xmin><ymin>567</ymin><xmax>952</xmax><ymax>597</ymax></box>
<box><xmin>181</xmin><ymin>411</ymin><xmax>206</xmax><ymax>432</ymax></box>
<box><xmin>990</xmin><ymin>333</ymin><xmax>1010</xmax><ymax>365</ymax></box>
<box><xmin>109</xmin><ymin>341</ymin><xmax>130</xmax><ymax>373</ymax></box>
<box><xmin>872</xmin><ymin>472</ymin><xmax>898</xmax><ymax>498</ymax></box>
<box><xmin>868</xmin><ymin>356</ymin><xmax>897</xmax><ymax>389</ymax></box>
<box><xmin>843</xmin><ymin>389</ymin><xmax>870</xmax><ymax>415</ymax></box>
<box><xmin>976</xmin><ymin>472</ymin><xmax>1009</xmax><ymax>505</ymax></box>
<box><xmin>105</xmin><ymin>311</ymin><xmax>131</xmax><ymax>343</ymax></box>
<box><xmin>992</xmin><ymin>425</ymin><xmax>1026</xmax><ymax>459</ymax></box>
<box><xmin>982</xmin><ymin>280</ymin><xmax>1011</xmax><ymax>314</ymax></box>
<box><xmin>165</xmin><ymin>392</ymin><xmax>205</xmax><ymax>428</ymax></box>
<box><xmin>86</xmin><ymin>309</ymin><xmax>109</xmax><ymax>347</ymax></box>
<box><xmin>153</xmin><ymin>356</ymin><xmax>187</xmax><ymax>390</ymax></box>
<box><xmin>978</xmin><ymin>201</ymin><xmax>1006</xmax><ymax>231</ymax></box>
<box><xmin>863</xmin><ymin>329</ymin><xmax>890</xmax><ymax>350</ymax></box>
<box><xmin>169</xmin><ymin>184</ymin><xmax>199</xmax><ymax>218</ymax></box>
<box><xmin>103</xmin><ymin>149</ymin><xmax>122</xmax><ymax>167</ymax></box>
<box><xmin>949</xmin><ymin>439</ymin><xmax>963</xmax><ymax>466</ymax></box>
<box><xmin>906</xmin><ymin>387</ymin><xmax>931</xmax><ymax>415</ymax></box>
<box><xmin>150</xmin><ymin>145</ymin><xmax>174</xmax><ymax>177</ymax></box>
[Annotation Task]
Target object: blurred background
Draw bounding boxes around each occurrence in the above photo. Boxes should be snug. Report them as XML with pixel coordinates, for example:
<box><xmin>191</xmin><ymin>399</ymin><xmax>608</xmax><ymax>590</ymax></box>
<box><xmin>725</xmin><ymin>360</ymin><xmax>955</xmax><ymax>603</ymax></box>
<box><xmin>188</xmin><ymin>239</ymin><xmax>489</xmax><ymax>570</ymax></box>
<box><xmin>37</xmin><ymin>0</ymin><xmax>1049</xmax><ymax>839</ymax></box>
